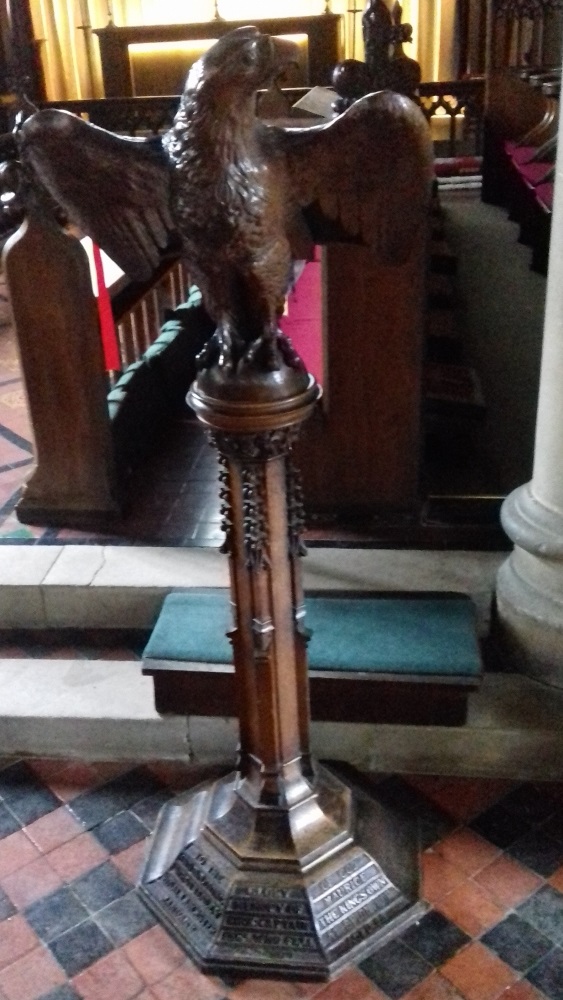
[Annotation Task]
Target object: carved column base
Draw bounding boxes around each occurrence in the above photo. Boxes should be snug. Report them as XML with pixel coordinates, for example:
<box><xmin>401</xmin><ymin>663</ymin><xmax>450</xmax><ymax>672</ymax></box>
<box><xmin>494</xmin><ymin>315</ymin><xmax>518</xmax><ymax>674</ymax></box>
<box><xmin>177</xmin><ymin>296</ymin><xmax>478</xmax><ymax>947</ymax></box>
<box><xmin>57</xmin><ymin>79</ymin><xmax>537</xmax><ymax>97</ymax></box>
<box><xmin>139</xmin><ymin>763</ymin><xmax>424</xmax><ymax>981</ymax></box>
<box><xmin>497</xmin><ymin>484</ymin><xmax>563</xmax><ymax>688</ymax></box>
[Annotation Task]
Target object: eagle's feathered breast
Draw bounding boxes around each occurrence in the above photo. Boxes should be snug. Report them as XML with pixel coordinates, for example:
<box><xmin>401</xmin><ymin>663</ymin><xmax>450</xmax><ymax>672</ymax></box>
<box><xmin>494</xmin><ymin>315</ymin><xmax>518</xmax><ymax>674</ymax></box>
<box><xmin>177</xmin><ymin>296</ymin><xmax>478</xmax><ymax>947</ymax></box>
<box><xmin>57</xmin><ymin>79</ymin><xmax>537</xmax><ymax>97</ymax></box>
<box><xmin>163</xmin><ymin>91</ymin><xmax>292</xmax><ymax>328</ymax></box>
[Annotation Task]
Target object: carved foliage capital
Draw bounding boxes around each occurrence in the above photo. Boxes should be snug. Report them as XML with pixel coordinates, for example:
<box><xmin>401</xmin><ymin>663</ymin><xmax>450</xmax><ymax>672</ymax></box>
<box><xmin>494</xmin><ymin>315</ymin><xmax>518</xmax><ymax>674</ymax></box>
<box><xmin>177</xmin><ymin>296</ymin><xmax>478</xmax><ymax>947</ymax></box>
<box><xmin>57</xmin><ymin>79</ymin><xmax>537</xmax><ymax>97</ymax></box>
<box><xmin>210</xmin><ymin>426</ymin><xmax>300</xmax><ymax>464</ymax></box>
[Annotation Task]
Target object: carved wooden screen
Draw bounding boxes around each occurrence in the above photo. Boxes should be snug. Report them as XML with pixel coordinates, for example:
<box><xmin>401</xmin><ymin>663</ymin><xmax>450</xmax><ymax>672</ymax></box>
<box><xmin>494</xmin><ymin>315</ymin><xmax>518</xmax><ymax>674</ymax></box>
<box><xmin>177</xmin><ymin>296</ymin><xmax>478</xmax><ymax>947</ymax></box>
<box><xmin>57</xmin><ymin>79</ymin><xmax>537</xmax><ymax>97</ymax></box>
<box><xmin>490</xmin><ymin>0</ymin><xmax>563</xmax><ymax>69</ymax></box>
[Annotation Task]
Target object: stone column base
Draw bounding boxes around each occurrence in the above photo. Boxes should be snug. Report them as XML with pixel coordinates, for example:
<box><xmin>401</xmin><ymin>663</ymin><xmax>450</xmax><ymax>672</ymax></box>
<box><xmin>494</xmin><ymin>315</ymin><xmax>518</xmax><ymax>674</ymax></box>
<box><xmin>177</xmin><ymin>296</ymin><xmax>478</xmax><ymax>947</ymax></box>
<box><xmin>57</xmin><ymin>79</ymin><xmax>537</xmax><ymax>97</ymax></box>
<box><xmin>496</xmin><ymin>484</ymin><xmax>563</xmax><ymax>688</ymax></box>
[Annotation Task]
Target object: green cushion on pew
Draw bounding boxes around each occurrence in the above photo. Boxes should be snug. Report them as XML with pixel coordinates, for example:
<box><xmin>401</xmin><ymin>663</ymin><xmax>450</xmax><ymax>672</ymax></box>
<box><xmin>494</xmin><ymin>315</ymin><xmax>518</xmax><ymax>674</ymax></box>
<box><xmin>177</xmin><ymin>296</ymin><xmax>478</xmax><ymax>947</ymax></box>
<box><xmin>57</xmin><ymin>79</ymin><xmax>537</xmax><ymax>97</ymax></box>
<box><xmin>143</xmin><ymin>589</ymin><xmax>481</xmax><ymax>678</ymax></box>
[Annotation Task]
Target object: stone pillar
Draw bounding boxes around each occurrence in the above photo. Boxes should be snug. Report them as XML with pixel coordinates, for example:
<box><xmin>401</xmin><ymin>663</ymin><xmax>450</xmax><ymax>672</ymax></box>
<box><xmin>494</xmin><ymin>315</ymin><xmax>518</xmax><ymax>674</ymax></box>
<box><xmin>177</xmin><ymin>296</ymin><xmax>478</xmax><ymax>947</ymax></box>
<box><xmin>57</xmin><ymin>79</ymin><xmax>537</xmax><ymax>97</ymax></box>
<box><xmin>496</xmin><ymin>90</ymin><xmax>563</xmax><ymax>688</ymax></box>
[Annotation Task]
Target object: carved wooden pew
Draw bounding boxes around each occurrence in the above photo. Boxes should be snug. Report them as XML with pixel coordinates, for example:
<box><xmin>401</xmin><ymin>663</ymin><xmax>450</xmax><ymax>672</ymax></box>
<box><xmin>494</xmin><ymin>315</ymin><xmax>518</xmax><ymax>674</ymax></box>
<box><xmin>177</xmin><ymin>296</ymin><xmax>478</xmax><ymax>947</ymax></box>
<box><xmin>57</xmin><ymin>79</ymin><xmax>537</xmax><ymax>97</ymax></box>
<box><xmin>2</xmin><ymin>201</ymin><xmax>207</xmax><ymax>526</ymax></box>
<box><xmin>0</xmin><ymin>79</ymin><xmax>487</xmax><ymax>529</ymax></box>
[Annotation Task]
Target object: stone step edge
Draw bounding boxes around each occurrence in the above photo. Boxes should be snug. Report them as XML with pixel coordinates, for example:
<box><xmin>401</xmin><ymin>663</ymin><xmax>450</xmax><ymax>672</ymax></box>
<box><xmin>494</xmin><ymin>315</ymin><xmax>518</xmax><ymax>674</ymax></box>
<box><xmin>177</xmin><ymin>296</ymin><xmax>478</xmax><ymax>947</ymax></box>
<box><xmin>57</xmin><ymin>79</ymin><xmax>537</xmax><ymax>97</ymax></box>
<box><xmin>0</xmin><ymin>544</ymin><xmax>505</xmax><ymax>632</ymax></box>
<box><xmin>1</xmin><ymin>661</ymin><xmax>563</xmax><ymax>779</ymax></box>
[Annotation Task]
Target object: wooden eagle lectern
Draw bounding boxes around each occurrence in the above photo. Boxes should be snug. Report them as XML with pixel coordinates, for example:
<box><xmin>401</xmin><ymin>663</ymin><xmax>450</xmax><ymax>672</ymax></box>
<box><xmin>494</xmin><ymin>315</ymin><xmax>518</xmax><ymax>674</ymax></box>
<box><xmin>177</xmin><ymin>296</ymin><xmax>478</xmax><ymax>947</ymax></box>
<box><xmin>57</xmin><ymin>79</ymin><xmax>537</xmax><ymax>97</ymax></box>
<box><xmin>17</xmin><ymin>26</ymin><xmax>433</xmax><ymax>979</ymax></box>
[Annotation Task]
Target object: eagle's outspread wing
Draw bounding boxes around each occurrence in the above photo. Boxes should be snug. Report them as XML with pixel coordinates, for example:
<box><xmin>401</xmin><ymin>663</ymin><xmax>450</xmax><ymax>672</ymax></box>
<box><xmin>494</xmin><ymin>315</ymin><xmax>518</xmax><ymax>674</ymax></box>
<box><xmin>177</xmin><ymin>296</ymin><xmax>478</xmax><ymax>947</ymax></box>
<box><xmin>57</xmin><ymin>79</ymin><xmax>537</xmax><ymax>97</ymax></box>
<box><xmin>270</xmin><ymin>90</ymin><xmax>433</xmax><ymax>265</ymax></box>
<box><xmin>19</xmin><ymin>109</ymin><xmax>176</xmax><ymax>281</ymax></box>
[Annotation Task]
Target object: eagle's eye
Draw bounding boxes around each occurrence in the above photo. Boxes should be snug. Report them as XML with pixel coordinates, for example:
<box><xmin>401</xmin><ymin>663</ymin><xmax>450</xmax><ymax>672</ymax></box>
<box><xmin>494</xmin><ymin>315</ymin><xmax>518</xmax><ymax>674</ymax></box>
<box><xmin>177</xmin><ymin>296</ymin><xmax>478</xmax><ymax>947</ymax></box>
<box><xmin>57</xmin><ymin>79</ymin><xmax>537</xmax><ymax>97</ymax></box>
<box><xmin>240</xmin><ymin>50</ymin><xmax>255</xmax><ymax>68</ymax></box>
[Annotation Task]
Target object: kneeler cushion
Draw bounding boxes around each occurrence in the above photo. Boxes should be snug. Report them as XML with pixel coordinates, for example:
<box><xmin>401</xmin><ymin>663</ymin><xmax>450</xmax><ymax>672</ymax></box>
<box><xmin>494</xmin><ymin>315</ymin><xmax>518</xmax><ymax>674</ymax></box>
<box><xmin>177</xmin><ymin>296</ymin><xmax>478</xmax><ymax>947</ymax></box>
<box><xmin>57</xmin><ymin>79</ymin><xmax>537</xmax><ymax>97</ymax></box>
<box><xmin>144</xmin><ymin>589</ymin><xmax>482</xmax><ymax>679</ymax></box>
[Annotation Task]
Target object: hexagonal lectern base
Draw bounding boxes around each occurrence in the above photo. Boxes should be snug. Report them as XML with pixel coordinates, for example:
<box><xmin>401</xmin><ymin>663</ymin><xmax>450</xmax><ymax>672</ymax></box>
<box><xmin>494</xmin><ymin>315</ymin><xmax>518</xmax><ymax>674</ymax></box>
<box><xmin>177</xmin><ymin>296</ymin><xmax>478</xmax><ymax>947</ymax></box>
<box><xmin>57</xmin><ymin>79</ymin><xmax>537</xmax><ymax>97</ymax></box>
<box><xmin>139</xmin><ymin>764</ymin><xmax>426</xmax><ymax>981</ymax></box>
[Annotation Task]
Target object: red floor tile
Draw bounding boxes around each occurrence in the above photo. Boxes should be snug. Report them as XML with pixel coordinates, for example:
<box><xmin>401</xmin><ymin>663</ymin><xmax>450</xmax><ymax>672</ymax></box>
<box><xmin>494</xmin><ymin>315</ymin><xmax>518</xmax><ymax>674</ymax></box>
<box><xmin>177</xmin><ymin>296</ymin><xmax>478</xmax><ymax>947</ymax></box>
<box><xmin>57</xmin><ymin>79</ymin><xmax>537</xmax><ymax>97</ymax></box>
<box><xmin>436</xmin><ymin>880</ymin><xmax>506</xmax><ymax>937</ymax></box>
<box><xmin>432</xmin><ymin>829</ymin><xmax>501</xmax><ymax>877</ymax></box>
<box><xmin>501</xmin><ymin>981</ymin><xmax>549</xmax><ymax>1000</ymax></box>
<box><xmin>402</xmin><ymin>971</ymin><xmax>466</xmax><ymax>1000</ymax></box>
<box><xmin>123</xmin><ymin>926</ymin><xmax>185</xmax><ymax>986</ymax></box>
<box><xmin>24</xmin><ymin>805</ymin><xmax>84</xmax><ymax>853</ymax></box>
<box><xmin>405</xmin><ymin>778</ymin><xmax>515</xmax><ymax>823</ymax></box>
<box><xmin>0</xmin><ymin>855</ymin><xmax>62</xmax><ymax>909</ymax></box>
<box><xmin>315</xmin><ymin>967</ymin><xmax>387</xmax><ymax>999</ymax></box>
<box><xmin>26</xmin><ymin>759</ymin><xmax>71</xmax><ymax>782</ymax></box>
<box><xmin>112</xmin><ymin>840</ymin><xmax>146</xmax><ymax>884</ymax></box>
<box><xmin>46</xmin><ymin>761</ymin><xmax>102</xmax><ymax>801</ymax></box>
<box><xmin>0</xmin><ymin>945</ymin><xmax>66</xmax><ymax>1000</ymax></box>
<box><xmin>72</xmin><ymin>950</ymin><xmax>145</xmax><ymax>1000</ymax></box>
<box><xmin>440</xmin><ymin>942</ymin><xmax>518</xmax><ymax>1000</ymax></box>
<box><xmin>0</xmin><ymin>915</ymin><xmax>41</xmax><ymax>972</ymax></box>
<box><xmin>421</xmin><ymin>848</ymin><xmax>468</xmax><ymax>905</ymax></box>
<box><xmin>229</xmin><ymin>977</ymin><xmax>320</xmax><ymax>1000</ymax></box>
<box><xmin>472</xmin><ymin>854</ymin><xmax>543</xmax><ymax>909</ymax></box>
<box><xmin>0</xmin><ymin>831</ymin><xmax>40</xmax><ymax>879</ymax></box>
<box><xmin>151</xmin><ymin>964</ymin><xmax>225</xmax><ymax>1000</ymax></box>
<box><xmin>548</xmin><ymin>863</ymin><xmax>563</xmax><ymax>892</ymax></box>
<box><xmin>45</xmin><ymin>830</ymin><xmax>109</xmax><ymax>881</ymax></box>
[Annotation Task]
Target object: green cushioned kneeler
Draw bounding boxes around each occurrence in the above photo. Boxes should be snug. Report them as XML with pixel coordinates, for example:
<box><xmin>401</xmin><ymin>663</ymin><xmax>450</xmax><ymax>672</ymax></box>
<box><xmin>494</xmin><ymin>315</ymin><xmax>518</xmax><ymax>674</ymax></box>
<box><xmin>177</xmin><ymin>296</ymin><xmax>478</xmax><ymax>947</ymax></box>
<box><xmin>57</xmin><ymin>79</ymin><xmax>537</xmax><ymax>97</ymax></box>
<box><xmin>143</xmin><ymin>589</ymin><xmax>482</xmax><ymax>726</ymax></box>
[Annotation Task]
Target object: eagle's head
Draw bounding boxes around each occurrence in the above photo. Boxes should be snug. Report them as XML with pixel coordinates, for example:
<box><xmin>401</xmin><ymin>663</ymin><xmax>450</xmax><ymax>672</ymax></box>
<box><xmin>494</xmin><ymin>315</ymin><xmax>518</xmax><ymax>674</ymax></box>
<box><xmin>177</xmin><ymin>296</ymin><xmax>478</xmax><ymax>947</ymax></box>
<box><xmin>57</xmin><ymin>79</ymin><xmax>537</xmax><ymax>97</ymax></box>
<box><xmin>185</xmin><ymin>27</ymin><xmax>298</xmax><ymax>105</ymax></box>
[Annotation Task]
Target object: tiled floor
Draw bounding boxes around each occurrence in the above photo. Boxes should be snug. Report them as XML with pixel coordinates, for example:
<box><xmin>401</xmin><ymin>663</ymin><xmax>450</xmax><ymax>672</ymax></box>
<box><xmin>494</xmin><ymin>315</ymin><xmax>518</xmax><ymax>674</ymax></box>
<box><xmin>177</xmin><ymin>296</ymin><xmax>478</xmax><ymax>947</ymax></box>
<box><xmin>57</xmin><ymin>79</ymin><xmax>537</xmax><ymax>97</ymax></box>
<box><xmin>1</xmin><ymin>759</ymin><xmax>563</xmax><ymax>1000</ymax></box>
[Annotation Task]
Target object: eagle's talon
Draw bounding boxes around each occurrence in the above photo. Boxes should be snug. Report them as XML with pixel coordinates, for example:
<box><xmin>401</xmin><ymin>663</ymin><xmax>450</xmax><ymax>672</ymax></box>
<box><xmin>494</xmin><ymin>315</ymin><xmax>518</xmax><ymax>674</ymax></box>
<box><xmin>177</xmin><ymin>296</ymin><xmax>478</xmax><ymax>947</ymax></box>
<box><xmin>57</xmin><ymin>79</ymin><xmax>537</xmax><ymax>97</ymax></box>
<box><xmin>240</xmin><ymin>332</ymin><xmax>283</xmax><ymax>372</ymax></box>
<box><xmin>276</xmin><ymin>333</ymin><xmax>307</xmax><ymax>374</ymax></box>
<box><xmin>196</xmin><ymin>328</ymin><xmax>240</xmax><ymax>372</ymax></box>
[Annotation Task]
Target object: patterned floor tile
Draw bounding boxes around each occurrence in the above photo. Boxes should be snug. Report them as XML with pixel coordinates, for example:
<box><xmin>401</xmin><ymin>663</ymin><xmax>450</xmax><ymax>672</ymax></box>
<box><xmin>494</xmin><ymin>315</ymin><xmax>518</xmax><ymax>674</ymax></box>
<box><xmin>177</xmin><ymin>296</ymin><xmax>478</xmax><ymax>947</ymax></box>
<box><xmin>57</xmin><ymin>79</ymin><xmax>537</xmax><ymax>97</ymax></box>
<box><xmin>70</xmin><ymin>860</ymin><xmax>132</xmax><ymax>913</ymax></box>
<box><xmin>24</xmin><ymin>807</ymin><xmax>84</xmax><ymax>855</ymax></box>
<box><xmin>121</xmin><ymin>926</ymin><xmax>185</xmax><ymax>986</ymax></box>
<box><xmin>90</xmin><ymin>811</ymin><xmax>149</xmax><ymax>855</ymax></box>
<box><xmin>440</xmin><ymin>941</ymin><xmax>519</xmax><ymax>1000</ymax></box>
<box><xmin>71</xmin><ymin>949</ymin><xmax>145</xmax><ymax>1000</ymax></box>
<box><xmin>0</xmin><ymin>832</ymin><xmax>40</xmax><ymax>880</ymax></box>
<box><xmin>404</xmin><ymin>777</ymin><xmax>514</xmax><ymax>825</ymax></box>
<box><xmin>481</xmin><ymin>913</ymin><xmax>554</xmax><ymax>973</ymax></box>
<box><xmin>0</xmin><ymin>888</ymin><xmax>16</xmax><ymax>922</ymax></box>
<box><xmin>43</xmin><ymin>763</ymin><xmax>103</xmax><ymax>802</ymax></box>
<box><xmin>421</xmin><ymin>849</ymin><xmax>467</xmax><ymax>905</ymax></box>
<box><xmin>516</xmin><ymin>886</ymin><xmax>563</xmax><ymax>946</ymax></box>
<box><xmin>0</xmin><ymin>855</ymin><xmax>63</xmax><ymax>909</ymax></box>
<box><xmin>526</xmin><ymin>947</ymin><xmax>563</xmax><ymax>1000</ymax></box>
<box><xmin>507</xmin><ymin>829</ymin><xmax>563</xmax><ymax>879</ymax></box>
<box><xmin>314</xmin><ymin>967</ymin><xmax>387</xmax><ymax>999</ymax></box>
<box><xmin>499</xmin><ymin>784</ymin><xmax>559</xmax><ymax>825</ymax></box>
<box><xmin>44</xmin><ymin>832</ymin><xmax>109</xmax><ymax>882</ymax></box>
<box><xmin>548</xmin><ymin>865</ymin><xmax>563</xmax><ymax>893</ymax></box>
<box><xmin>93</xmin><ymin>890</ymin><xmax>156</xmax><ymax>946</ymax></box>
<box><xmin>0</xmin><ymin>805</ymin><xmax>20</xmax><ymax>842</ymax></box>
<box><xmin>47</xmin><ymin>920</ymin><xmax>114</xmax><ymax>978</ymax></box>
<box><xmin>359</xmin><ymin>939</ymin><xmax>433</xmax><ymax>999</ymax></box>
<box><xmin>24</xmin><ymin>886</ymin><xmax>90</xmax><ymax>944</ymax></box>
<box><xmin>502</xmin><ymin>982</ymin><xmax>550</xmax><ymax>1000</ymax></box>
<box><xmin>401</xmin><ymin>911</ymin><xmax>470</xmax><ymax>967</ymax></box>
<box><xmin>429</xmin><ymin>829</ymin><xmax>501</xmax><ymax>878</ymax></box>
<box><xmin>0</xmin><ymin>914</ymin><xmax>41</xmax><ymax>971</ymax></box>
<box><xmin>40</xmin><ymin>986</ymin><xmax>81</xmax><ymax>1000</ymax></box>
<box><xmin>435</xmin><ymin>879</ymin><xmax>505</xmax><ymax>937</ymax></box>
<box><xmin>227</xmin><ymin>976</ymin><xmax>311</xmax><ymax>999</ymax></box>
<box><xmin>401</xmin><ymin>972</ymin><xmax>465</xmax><ymax>1000</ymax></box>
<box><xmin>469</xmin><ymin>800</ymin><xmax>532</xmax><ymax>850</ymax></box>
<box><xmin>472</xmin><ymin>853</ymin><xmax>543</xmax><ymax>909</ymax></box>
<box><xmin>110</xmin><ymin>840</ymin><xmax>147</xmax><ymax>885</ymax></box>
<box><xmin>0</xmin><ymin>944</ymin><xmax>66</xmax><ymax>1000</ymax></box>
<box><xmin>3</xmin><ymin>762</ymin><xmax>562</xmax><ymax>1000</ymax></box>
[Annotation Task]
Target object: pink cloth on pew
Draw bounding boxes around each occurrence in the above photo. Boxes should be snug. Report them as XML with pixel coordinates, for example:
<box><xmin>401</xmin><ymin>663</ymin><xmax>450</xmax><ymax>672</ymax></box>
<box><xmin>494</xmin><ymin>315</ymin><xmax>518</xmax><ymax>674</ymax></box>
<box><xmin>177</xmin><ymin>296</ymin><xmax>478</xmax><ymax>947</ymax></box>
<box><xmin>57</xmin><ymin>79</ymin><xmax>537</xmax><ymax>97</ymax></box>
<box><xmin>511</xmin><ymin>145</ymin><xmax>540</xmax><ymax>165</ymax></box>
<box><xmin>514</xmin><ymin>160</ymin><xmax>553</xmax><ymax>185</ymax></box>
<box><xmin>535</xmin><ymin>181</ymin><xmax>554</xmax><ymax>211</ymax></box>
<box><xmin>279</xmin><ymin>248</ymin><xmax>323</xmax><ymax>386</ymax></box>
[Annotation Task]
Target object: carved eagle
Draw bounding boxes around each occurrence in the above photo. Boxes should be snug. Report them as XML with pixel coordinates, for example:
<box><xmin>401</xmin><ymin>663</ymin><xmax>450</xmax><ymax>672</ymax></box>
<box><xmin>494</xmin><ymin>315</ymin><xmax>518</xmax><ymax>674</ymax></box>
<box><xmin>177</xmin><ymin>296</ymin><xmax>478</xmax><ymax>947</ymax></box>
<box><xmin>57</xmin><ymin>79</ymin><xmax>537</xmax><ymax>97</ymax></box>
<box><xmin>18</xmin><ymin>26</ymin><xmax>433</xmax><ymax>372</ymax></box>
